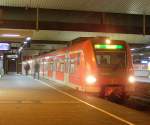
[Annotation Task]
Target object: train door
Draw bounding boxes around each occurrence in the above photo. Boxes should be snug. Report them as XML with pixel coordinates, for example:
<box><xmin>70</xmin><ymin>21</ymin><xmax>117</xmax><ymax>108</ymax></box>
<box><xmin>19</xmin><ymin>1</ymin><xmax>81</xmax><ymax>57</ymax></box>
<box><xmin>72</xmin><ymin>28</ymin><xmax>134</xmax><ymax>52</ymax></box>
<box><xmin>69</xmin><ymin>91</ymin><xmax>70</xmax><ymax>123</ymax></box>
<box><xmin>43</xmin><ymin>58</ymin><xmax>47</xmax><ymax>77</ymax></box>
<box><xmin>55</xmin><ymin>55</ymin><xmax>65</xmax><ymax>82</ymax></box>
<box><xmin>44</xmin><ymin>57</ymin><xmax>49</xmax><ymax>78</ymax></box>
<box><xmin>39</xmin><ymin>58</ymin><xmax>44</xmax><ymax>77</ymax></box>
<box><xmin>47</xmin><ymin>58</ymin><xmax>54</xmax><ymax>80</ymax></box>
<box><xmin>68</xmin><ymin>51</ymin><xmax>82</xmax><ymax>87</ymax></box>
<box><xmin>53</xmin><ymin>58</ymin><xmax>56</xmax><ymax>80</ymax></box>
<box><xmin>64</xmin><ymin>52</ymin><xmax>69</xmax><ymax>83</ymax></box>
<box><xmin>51</xmin><ymin>62</ymin><xmax>55</xmax><ymax>80</ymax></box>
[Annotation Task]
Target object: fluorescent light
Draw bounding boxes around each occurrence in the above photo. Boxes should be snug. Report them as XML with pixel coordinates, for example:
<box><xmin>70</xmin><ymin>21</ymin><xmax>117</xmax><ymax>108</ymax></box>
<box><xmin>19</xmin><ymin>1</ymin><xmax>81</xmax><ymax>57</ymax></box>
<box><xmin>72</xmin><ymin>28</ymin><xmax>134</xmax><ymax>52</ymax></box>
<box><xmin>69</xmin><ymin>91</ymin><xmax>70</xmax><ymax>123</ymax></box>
<box><xmin>24</xmin><ymin>41</ymin><xmax>28</xmax><ymax>44</ymax></box>
<box><xmin>26</xmin><ymin>37</ymin><xmax>31</xmax><ymax>41</ymax></box>
<box><xmin>45</xmin><ymin>56</ymin><xmax>50</xmax><ymax>59</ymax></box>
<box><xmin>130</xmin><ymin>48</ymin><xmax>135</xmax><ymax>51</ymax></box>
<box><xmin>139</xmin><ymin>53</ymin><xmax>144</xmax><ymax>56</ymax></box>
<box><xmin>145</xmin><ymin>46</ymin><xmax>150</xmax><ymax>48</ymax></box>
<box><xmin>19</xmin><ymin>47</ymin><xmax>23</xmax><ymax>52</ymax></box>
<box><xmin>1</xmin><ymin>34</ymin><xmax>20</xmax><ymax>37</ymax></box>
<box><xmin>7</xmin><ymin>55</ymin><xmax>18</xmax><ymax>58</ymax></box>
<box><xmin>141</xmin><ymin>60</ymin><xmax>148</xmax><ymax>64</ymax></box>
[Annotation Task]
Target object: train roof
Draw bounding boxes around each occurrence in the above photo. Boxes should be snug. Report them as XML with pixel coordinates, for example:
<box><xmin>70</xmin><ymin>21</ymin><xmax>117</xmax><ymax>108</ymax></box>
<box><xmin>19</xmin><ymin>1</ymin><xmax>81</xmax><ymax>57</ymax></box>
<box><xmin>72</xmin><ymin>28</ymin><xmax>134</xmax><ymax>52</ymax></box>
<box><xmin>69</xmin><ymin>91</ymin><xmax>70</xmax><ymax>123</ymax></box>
<box><xmin>70</xmin><ymin>37</ymin><xmax>126</xmax><ymax>45</ymax></box>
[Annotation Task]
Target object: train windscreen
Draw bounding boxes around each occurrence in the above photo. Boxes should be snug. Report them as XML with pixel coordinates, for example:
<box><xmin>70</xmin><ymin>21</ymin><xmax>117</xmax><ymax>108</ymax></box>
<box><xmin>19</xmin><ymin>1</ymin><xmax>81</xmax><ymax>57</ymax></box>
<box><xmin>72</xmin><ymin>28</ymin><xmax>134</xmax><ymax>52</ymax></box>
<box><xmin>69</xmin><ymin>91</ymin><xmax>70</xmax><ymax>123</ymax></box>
<box><xmin>94</xmin><ymin>44</ymin><xmax>126</xmax><ymax>68</ymax></box>
<box><xmin>95</xmin><ymin>52</ymin><xmax>126</xmax><ymax>68</ymax></box>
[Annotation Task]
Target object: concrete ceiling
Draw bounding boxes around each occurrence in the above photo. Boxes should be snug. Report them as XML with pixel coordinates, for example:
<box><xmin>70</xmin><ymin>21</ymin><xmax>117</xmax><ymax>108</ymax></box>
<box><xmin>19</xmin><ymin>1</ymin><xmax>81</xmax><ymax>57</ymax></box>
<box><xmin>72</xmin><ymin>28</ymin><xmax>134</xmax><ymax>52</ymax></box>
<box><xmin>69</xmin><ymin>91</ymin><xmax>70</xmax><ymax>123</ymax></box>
<box><xmin>0</xmin><ymin>0</ymin><xmax>150</xmax><ymax>57</ymax></box>
<box><xmin>0</xmin><ymin>0</ymin><xmax>150</xmax><ymax>15</ymax></box>
<box><xmin>32</xmin><ymin>30</ymin><xmax>150</xmax><ymax>44</ymax></box>
<box><xmin>0</xmin><ymin>1</ymin><xmax>150</xmax><ymax>44</ymax></box>
<box><xmin>0</xmin><ymin>29</ymin><xmax>150</xmax><ymax>44</ymax></box>
<box><xmin>0</xmin><ymin>29</ymin><xmax>33</xmax><ymax>42</ymax></box>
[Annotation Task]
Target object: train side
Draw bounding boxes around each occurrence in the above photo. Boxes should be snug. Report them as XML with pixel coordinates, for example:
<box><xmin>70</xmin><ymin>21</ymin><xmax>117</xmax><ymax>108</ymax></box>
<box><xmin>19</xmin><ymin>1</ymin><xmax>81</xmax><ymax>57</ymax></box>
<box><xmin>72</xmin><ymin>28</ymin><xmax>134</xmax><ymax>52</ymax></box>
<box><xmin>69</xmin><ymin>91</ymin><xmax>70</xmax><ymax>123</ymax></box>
<box><xmin>22</xmin><ymin>38</ymin><xmax>134</xmax><ymax>99</ymax></box>
<box><xmin>23</xmin><ymin>41</ymin><xmax>93</xmax><ymax>91</ymax></box>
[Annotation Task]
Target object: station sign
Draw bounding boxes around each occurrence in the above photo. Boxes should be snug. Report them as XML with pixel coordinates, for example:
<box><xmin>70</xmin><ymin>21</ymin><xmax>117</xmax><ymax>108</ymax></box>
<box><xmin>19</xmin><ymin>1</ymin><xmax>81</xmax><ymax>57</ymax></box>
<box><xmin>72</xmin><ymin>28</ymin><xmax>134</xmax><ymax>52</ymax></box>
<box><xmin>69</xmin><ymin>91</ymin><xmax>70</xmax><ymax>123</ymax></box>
<box><xmin>94</xmin><ymin>44</ymin><xmax>124</xmax><ymax>49</ymax></box>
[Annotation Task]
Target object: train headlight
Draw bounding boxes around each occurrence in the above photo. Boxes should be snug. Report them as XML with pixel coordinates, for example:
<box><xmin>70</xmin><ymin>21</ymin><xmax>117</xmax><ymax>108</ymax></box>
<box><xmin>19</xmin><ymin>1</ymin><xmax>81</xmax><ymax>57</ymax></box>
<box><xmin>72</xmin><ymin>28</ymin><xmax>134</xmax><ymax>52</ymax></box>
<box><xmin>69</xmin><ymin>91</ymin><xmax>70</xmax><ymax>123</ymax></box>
<box><xmin>128</xmin><ymin>76</ymin><xmax>135</xmax><ymax>83</ymax></box>
<box><xmin>86</xmin><ymin>75</ymin><xmax>96</xmax><ymax>85</ymax></box>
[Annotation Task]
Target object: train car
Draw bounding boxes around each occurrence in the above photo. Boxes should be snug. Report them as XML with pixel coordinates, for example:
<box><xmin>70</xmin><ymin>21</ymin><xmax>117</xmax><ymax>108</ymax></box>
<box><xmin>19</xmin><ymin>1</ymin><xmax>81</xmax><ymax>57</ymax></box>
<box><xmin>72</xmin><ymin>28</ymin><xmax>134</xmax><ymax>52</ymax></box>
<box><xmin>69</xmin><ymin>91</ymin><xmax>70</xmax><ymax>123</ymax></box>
<box><xmin>23</xmin><ymin>37</ymin><xmax>134</xmax><ymax>100</ymax></box>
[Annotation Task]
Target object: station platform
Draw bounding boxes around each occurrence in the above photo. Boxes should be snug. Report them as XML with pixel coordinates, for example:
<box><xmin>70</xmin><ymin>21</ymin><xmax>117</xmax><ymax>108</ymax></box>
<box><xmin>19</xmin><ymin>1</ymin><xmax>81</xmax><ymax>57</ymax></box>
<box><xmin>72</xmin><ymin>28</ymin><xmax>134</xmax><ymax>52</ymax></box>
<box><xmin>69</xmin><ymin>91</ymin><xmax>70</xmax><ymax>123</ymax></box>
<box><xmin>0</xmin><ymin>74</ymin><xmax>149</xmax><ymax>125</ymax></box>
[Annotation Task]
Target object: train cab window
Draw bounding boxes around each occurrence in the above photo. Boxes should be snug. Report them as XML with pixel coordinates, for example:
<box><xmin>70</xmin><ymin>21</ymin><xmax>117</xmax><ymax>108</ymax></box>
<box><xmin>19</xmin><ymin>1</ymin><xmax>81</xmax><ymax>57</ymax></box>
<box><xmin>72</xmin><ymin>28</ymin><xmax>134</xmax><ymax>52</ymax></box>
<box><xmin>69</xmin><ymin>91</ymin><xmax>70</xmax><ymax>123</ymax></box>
<box><xmin>96</xmin><ymin>55</ymin><xmax>110</xmax><ymax>65</ymax></box>
<box><xmin>96</xmin><ymin>52</ymin><xmax>126</xmax><ymax>68</ymax></box>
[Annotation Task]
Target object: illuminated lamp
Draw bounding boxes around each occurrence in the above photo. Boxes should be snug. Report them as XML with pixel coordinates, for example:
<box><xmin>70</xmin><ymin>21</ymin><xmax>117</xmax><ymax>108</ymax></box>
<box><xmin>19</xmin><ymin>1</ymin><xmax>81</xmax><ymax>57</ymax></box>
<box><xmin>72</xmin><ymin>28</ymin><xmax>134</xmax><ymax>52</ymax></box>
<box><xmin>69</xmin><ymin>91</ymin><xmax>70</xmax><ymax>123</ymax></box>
<box><xmin>128</xmin><ymin>76</ymin><xmax>135</xmax><ymax>84</ymax></box>
<box><xmin>106</xmin><ymin>39</ymin><xmax>111</xmax><ymax>44</ymax></box>
<box><xmin>26</xmin><ymin>37</ymin><xmax>31</xmax><ymax>41</ymax></box>
<box><xmin>86</xmin><ymin>75</ymin><xmax>96</xmax><ymax>85</ymax></box>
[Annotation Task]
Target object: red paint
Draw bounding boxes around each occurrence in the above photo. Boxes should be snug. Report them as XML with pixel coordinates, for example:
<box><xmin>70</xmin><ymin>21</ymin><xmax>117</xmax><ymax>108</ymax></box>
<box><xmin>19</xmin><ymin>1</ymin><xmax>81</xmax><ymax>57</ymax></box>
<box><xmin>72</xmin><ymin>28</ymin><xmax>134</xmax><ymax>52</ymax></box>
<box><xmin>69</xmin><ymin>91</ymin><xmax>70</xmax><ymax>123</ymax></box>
<box><xmin>23</xmin><ymin>37</ymin><xmax>133</xmax><ymax>99</ymax></box>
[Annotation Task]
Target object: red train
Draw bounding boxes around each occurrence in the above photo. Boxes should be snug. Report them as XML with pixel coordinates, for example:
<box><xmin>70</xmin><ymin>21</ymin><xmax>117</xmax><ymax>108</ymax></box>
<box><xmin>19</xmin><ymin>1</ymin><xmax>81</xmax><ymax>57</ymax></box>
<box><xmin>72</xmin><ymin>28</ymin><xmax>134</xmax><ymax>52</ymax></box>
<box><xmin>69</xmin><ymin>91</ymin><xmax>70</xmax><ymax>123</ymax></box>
<box><xmin>23</xmin><ymin>37</ymin><xmax>134</xmax><ymax>100</ymax></box>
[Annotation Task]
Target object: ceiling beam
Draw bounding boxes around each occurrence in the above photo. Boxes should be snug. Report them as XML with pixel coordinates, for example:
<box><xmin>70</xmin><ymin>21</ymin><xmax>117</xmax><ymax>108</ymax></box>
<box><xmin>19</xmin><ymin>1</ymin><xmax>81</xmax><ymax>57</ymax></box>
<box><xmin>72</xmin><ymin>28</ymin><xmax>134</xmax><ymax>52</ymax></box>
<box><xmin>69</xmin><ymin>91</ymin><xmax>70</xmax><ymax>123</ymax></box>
<box><xmin>129</xmin><ymin>43</ymin><xmax>147</xmax><ymax>48</ymax></box>
<box><xmin>0</xmin><ymin>6</ymin><xmax>149</xmax><ymax>34</ymax></box>
<box><xmin>0</xmin><ymin>40</ymin><xmax>69</xmax><ymax>44</ymax></box>
<box><xmin>31</xmin><ymin>40</ymin><xmax>68</xmax><ymax>44</ymax></box>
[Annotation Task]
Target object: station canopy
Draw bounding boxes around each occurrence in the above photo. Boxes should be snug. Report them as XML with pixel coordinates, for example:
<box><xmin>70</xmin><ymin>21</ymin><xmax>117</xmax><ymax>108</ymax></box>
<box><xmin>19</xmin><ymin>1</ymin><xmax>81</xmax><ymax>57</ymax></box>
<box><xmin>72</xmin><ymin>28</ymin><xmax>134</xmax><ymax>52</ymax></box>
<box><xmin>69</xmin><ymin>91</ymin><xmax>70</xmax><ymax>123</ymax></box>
<box><xmin>0</xmin><ymin>0</ymin><xmax>150</xmax><ymax>15</ymax></box>
<box><xmin>0</xmin><ymin>0</ymin><xmax>150</xmax><ymax>56</ymax></box>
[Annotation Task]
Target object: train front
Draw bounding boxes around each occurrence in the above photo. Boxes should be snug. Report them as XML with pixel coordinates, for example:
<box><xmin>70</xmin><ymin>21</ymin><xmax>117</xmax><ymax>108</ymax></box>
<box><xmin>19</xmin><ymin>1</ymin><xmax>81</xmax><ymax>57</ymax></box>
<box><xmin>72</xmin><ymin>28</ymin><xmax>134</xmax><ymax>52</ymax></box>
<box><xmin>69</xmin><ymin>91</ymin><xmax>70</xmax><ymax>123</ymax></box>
<box><xmin>86</xmin><ymin>39</ymin><xmax>135</xmax><ymax>100</ymax></box>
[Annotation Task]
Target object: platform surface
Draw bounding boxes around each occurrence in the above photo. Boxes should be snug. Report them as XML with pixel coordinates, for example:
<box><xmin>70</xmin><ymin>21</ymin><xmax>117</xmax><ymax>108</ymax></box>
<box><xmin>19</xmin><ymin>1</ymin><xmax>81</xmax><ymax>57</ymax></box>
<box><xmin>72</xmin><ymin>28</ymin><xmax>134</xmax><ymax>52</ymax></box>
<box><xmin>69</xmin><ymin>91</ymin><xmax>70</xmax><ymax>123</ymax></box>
<box><xmin>0</xmin><ymin>75</ymin><xmax>149</xmax><ymax>125</ymax></box>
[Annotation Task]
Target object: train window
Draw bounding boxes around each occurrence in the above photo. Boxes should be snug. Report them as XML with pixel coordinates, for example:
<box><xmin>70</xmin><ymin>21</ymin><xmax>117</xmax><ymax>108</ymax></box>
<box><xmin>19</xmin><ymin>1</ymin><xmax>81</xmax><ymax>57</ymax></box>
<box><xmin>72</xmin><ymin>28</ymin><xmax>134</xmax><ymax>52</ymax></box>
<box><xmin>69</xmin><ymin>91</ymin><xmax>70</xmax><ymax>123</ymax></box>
<box><xmin>60</xmin><ymin>63</ymin><xmax>65</xmax><ymax>72</ymax></box>
<box><xmin>64</xmin><ymin>58</ymin><xmax>69</xmax><ymax>72</ymax></box>
<box><xmin>77</xmin><ymin>53</ymin><xmax>81</xmax><ymax>65</ymax></box>
<box><xmin>96</xmin><ymin>52</ymin><xmax>126</xmax><ymax>68</ymax></box>
<box><xmin>55</xmin><ymin>58</ymin><xmax>65</xmax><ymax>72</ymax></box>
<box><xmin>69</xmin><ymin>59</ymin><xmax>75</xmax><ymax>73</ymax></box>
<box><xmin>53</xmin><ymin>62</ymin><xmax>56</xmax><ymax>71</ymax></box>
<box><xmin>56</xmin><ymin>62</ymin><xmax>60</xmax><ymax>71</ymax></box>
<box><xmin>96</xmin><ymin>55</ymin><xmax>110</xmax><ymax>65</ymax></box>
<box><xmin>70</xmin><ymin>63</ymin><xmax>75</xmax><ymax>73</ymax></box>
<box><xmin>50</xmin><ymin>63</ymin><xmax>53</xmax><ymax>71</ymax></box>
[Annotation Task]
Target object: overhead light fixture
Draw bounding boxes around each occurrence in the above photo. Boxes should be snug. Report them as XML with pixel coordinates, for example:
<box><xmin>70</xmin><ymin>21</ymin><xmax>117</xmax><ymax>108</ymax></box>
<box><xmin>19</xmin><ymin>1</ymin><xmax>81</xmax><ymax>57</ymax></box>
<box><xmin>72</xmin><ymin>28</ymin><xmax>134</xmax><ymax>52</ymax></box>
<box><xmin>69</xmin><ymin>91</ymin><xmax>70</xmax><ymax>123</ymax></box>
<box><xmin>19</xmin><ymin>47</ymin><xmax>23</xmax><ymax>52</ymax></box>
<box><xmin>105</xmin><ymin>39</ymin><xmax>111</xmax><ymax>44</ymax></box>
<box><xmin>7</xmin><ymin>55</ymin><xmax>18</xmax><ymax>59</ymax></box>
<box><xmin>11</xmin><ymin>58</ymin><xmax>15</xmax><ymax>61</ymax></box>
<box><xmin>130</xmin><ymin>48</ymin><xmax>135</xmax><ymax>51</ymax></box>
<box><xmin>139</xmin><ymin>53</ymin><xmax>144</xmax><ymax>56</ymax></box>
<box><xmin>141</xmin><ymin>60</ymin><xmax>148</xmax><ymax>64</ymax></box>
<box><xmin>1</xmin><ymin>34</ymin><xmax>20</xmax><ymax>37</ymax></box>
<box><xmin>26</xmin><ymin>37</ymin><xmax>31</xmax><ymax>41</ymax></box>
<box><xmin>145</xmin><ymin>46</ymin><xmax>150</xmax><ymax>48</ymax></box>
<box><xmin>24</xmin><ymin>41</ymin><xmax>28</xmax><ymax>44</ymax></box>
